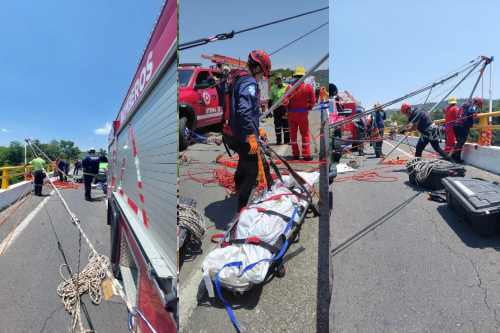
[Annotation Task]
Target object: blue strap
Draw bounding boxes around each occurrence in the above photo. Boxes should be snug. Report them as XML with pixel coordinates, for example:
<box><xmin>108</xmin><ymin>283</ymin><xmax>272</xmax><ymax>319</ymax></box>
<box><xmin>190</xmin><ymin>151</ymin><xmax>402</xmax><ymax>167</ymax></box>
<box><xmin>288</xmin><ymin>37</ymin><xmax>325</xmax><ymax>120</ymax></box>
<box><xmin>214</xmin><ymin>261</ymin><xmax>243</xmax><ymax>333</ymax></box>
<box><xmin>239</xmin><ymin>206</ymin><xmax>298</xmax><ymax>276</ymax></box>
<box><xmin>190</xmin><ymin>131</ymin><xmax>207</xmax><ymax>143</ymax></box>
<box><xmin>213</xmin><ymin>207</ymin><xmax>299</xmax><ymax>332</ymax></box>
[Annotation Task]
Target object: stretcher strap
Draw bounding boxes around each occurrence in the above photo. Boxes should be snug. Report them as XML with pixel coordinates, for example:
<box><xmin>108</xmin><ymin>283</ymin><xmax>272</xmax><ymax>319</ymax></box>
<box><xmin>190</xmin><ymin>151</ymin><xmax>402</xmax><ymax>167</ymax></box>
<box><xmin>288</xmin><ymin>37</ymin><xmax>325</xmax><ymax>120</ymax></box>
<box><xmin>226</xmin><ymin>237</ymin><xmax>281</xmax><ymax>253</ymax></box>
<box><xmin>213</xmin><ymin>207</ymin><xmax>299</xmax><ymax>332</ymax></box>
<box><xmin>214</xmin><ymin>261</ymin><xmax>243</xmax><ymax>333</ymax></box>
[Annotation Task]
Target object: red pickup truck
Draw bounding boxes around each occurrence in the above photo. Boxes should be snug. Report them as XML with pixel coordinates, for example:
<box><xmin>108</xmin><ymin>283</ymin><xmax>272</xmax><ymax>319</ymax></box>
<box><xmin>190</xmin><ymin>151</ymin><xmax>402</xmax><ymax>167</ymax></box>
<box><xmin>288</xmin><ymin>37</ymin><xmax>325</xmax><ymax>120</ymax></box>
<box><xmin>178</xmin><ymin>64</ymin><xmax>223</xmax><ymax>150</ymax></box>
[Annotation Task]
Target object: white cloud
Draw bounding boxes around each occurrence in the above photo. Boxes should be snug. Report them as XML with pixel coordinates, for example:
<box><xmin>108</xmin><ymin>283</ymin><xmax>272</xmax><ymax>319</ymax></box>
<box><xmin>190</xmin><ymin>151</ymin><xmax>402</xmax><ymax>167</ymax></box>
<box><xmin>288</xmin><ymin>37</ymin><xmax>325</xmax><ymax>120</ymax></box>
<box><xmin>94</xmin><ymin>122</ymin><xmax>112</xmax><ymax>135</ymax></box>
<box><xmin>1</xmin><ymin>128</ymin><xmax>9</xmax><ymax>133</ymax></box>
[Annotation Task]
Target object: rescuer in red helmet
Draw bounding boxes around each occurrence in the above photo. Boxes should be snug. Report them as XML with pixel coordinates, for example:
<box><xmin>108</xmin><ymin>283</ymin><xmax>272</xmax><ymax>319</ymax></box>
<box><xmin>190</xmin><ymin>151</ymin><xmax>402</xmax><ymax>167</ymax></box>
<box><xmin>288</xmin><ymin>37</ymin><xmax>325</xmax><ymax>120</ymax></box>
<box><xmin>283</xmin><ymin>66</ymin><xmax>316</xmax><ymax>160</ymax></box>
<box><xmin>400</xmin><ymin>102</ymin><xmax>451</xmax><ymax>160</ymax></box>
<box><xmin>223</xmin><ymin>50</ymin><xmax>271</xmax><ymax>211</ymax></box>
<box><xmin>452</xmin><ymin>97</ymin><xmax>483</xmax><ymax>163</ymax></box>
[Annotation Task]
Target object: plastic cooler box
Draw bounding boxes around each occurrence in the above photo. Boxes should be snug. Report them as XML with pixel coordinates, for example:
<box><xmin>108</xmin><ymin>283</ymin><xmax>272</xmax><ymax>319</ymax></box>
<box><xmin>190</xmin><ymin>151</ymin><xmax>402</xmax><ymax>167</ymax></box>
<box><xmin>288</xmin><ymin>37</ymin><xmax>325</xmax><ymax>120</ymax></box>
<box><xmin>442</xmin><ymin>177</ymin><xmax>500</xmax><ymax>236</ymax></box>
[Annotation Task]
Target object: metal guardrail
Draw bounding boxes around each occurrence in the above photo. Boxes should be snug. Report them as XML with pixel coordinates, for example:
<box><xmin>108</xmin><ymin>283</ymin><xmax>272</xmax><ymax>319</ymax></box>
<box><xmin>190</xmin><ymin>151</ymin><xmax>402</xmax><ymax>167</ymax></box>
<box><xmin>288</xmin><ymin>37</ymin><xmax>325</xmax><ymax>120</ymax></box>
<box><xmin>386</xmin><ymin>111</ymin><xmax>500</xmax><ymax>145</ymax></box>
<box><xmin>0</xmin><ymin>163</ymin><xmax>55</xmax><ymax>190</ymax></box>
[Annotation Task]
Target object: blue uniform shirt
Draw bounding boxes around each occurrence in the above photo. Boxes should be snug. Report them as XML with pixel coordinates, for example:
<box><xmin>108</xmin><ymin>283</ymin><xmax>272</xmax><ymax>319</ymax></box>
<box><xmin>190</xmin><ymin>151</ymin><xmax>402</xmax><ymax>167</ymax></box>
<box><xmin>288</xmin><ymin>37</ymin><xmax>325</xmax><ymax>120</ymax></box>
<box><xmin>372</xmin><ymin>110</ymin><xmax>386</xmax><ymax>129</ymax></box>
<box><xmin>229</xmin><ymin>75</ymin><xmax>260</xmax><ymax>142</ymax></box>
<box><xmin>408</xmin><ymin>109</ymin><xmax>433</xmax><ymax>133</ymax></box>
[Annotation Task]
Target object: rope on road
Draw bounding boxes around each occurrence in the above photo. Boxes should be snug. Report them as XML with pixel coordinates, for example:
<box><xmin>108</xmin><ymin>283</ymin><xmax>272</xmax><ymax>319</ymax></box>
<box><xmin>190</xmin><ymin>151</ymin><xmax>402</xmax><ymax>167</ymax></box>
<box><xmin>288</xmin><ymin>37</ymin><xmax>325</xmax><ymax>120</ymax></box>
<box><xmin>178</xmin><ymin>204</ymin><xmax>206</xmax><ymax>241</ymax></box>
<box><xmin>25</xmin><ymin>139</ymin><xmax>158</xmax><ymax>333</ymax></box>
<box><xmin>406</xmin><ymin>158</ymin><xmax>455</xmax><ymax>186</ymax></box>
<box><xmin>57</xmin><ymin>253</ymin><xmax>110</xmax><ymax>333</ymax></box>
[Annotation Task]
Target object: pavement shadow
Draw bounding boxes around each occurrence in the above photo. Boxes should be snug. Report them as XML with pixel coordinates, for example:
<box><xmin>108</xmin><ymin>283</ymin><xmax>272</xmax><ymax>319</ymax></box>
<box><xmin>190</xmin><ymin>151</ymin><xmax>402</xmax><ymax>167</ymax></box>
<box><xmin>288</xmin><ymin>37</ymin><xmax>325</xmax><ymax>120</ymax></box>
<box><xmin>88</xmin><ymin>196</ymin><xmax>106</xmax><ymax>202</ymax></box>
<box><xmin>437</xmin><ymin>205</ymin><xmax>500</xmax><ymax>250</ymax></box>
<box><xmin>205</xmin><ymin>197</ymin><xmax>237</xmax><ymax>230</ymax></box>
<box><xmin>196</xmin><ymin>278</ymin><xmax>264</xmax><ymax>311</ymax></box>
<box><xmin>331</xmin><ymin>192</ymin><xmax>423</xmax><ymax>257</ymax></box>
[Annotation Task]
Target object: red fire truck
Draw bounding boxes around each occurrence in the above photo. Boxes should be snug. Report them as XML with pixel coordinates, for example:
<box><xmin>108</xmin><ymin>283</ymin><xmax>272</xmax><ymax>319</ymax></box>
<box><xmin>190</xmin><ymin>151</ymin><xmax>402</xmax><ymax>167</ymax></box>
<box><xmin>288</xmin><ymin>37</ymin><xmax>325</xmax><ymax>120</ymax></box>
<box><xmin>178</xmin><ymin>54</ymin><xmax>269</xmax><ymax>150</ymax></box>
<box><xmin>106</xmin><ymin>1</ymin><xmax>177</xmax><ymax>331</ymax></box>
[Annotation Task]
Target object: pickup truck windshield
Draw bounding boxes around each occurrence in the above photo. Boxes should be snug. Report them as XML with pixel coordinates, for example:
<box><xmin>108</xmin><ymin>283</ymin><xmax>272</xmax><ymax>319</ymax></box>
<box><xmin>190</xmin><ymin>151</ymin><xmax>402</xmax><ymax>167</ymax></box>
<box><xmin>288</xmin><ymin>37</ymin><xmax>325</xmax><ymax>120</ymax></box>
<box><xmin>179</xmin><ymin>69</ymin><xmax>193</xmax><ymax>87</ymax></box>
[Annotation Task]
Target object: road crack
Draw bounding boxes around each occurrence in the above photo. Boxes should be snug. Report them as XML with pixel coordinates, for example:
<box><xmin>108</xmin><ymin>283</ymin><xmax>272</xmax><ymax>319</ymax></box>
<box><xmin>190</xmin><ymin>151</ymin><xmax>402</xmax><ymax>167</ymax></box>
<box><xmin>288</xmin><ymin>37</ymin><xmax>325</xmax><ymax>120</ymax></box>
<box><xmin>428</xmin><ymin>214</ymin><xmax>500</xmax><ymax>328</ymax></box>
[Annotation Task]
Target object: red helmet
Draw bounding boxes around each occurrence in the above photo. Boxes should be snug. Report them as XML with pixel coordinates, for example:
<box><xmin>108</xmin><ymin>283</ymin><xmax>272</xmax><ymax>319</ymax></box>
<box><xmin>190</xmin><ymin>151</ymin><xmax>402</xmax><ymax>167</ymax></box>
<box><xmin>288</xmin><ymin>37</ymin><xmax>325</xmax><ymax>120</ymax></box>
<box><xmin>473</xmin><ymin>97</ymin><xmax>483</xmax><ymax>108</ymax></box>
<box><xmin>400</xmin><ymin>102</ymin><xmax>411</xmax><ymax>114</ymax></box>
<box><xmin>248</xmin><ymin>50</ymin><xmax>271</xmax><ymax>77</ymax></box>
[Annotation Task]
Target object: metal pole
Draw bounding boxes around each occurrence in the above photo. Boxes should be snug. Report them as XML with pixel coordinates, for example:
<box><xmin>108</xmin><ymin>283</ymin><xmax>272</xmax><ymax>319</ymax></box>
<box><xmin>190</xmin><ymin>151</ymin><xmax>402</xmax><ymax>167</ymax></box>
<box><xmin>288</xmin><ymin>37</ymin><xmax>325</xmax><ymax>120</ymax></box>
<box><xmin>489</xmin><ymin>60</ymin><xmax>493</xmax><ymax>123</ymax></box>
<box><xmin>382</xmin><ymin>59</ymin><xmax>485</xmax><ymax>161</ymax></box>
<box><xmin>426</xmin><ymin>58</ymin><xmax>484</xmax><ymax>114</ymax></box>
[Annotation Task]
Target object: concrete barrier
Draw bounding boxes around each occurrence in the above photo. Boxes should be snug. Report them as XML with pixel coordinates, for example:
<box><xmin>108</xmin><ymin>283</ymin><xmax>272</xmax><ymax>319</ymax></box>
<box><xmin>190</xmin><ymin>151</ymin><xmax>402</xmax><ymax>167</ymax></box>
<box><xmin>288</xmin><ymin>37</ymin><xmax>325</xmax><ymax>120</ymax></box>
<box><xmin>395</xmin><ymin>135</ymin><xmax>500</xmax><ymax>175</ymax></box>
<box><xmin>0</xmin><ymin>180</ymin><xmax>32</xmax><ymax>211</ymax></box>
<box><xmin>0</xmin><ymin>174</ymin><xmax>58</xmax><ymax>211</ymax></box>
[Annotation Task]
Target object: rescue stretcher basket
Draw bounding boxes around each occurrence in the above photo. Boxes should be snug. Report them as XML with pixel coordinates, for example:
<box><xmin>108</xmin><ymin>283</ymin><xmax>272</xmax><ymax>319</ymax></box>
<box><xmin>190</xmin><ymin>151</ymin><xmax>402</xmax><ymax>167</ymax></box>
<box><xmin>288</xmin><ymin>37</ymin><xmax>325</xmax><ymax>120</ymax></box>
<box><xmin>202</xmin><ymin>144</ymin><xmax>319</xmax><ymax>295</ymax></box>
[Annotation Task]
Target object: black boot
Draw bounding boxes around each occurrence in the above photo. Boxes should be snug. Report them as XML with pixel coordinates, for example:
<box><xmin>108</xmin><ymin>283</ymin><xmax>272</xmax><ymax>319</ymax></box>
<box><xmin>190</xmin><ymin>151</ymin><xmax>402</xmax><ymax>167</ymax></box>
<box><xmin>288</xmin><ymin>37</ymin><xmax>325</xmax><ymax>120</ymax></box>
<box><xmin>452</xmin><ymin>151</ymin><xmax>464</xmax><ymax>163</ymax></box>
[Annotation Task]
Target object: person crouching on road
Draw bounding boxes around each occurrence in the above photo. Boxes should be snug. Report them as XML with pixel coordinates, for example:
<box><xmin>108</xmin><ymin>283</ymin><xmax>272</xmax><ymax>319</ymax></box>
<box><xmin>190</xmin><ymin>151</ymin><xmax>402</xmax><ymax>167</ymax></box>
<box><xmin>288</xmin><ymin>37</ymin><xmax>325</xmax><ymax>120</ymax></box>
<box><xmin>283</xmin><ymin>66</ymin><xmax>316</xmax><ymax>161</ymax></box>
<box><xmin>399</xmin><ymin>102</ymin><xmax>452</xmax><ymax>160</ymax></box>
<box><xmin>270</xmin><ymin>73</ymin><xmax>290</xmax><ymax>145</ymax></box>
<box><xmin>226</xmin><ymin>50</ymin><xmax>271</xmax><ymax>211</ymax></box>
<box><xmin>452</xmin><ymin>97</ymin><xmax>482</xmax><ymax>163</ymax></box>
<box><xmin>30</xmin><ymin>156</ymin><xmax>46</xmax><ymax>196</ymax></box>
<box><xmin>443</xmin><ymin>96</ymin><xmax>459</xmax><ymax>154</ymax></box>
<box><xmin>372</xmin><ymin>103</ymin><xmax>386</xmax><ymax>158</ymax></box>
<box><xmin>82</xmin><ymin>148</ymin><xmax>100</xmax><ymax>201</ymax></box>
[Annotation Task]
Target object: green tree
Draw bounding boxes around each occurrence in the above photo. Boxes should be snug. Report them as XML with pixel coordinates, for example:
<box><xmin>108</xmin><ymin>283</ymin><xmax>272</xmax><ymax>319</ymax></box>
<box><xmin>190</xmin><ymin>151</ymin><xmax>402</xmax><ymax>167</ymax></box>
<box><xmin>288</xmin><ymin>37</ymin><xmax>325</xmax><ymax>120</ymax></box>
<box><xmin>4</xmin><ymin>141</ymin><xmax>24</xmax><ymax>165</ymax></box>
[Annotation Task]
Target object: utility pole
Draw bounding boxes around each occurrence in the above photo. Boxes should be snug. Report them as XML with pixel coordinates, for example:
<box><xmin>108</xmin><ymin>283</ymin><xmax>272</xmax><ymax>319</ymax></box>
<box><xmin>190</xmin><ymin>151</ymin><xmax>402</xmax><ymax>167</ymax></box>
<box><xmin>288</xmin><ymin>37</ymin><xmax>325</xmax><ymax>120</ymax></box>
<box><xmin>489</xmin><ymin>60</ymin><xmax>493</xmax><ymax>123</ymax></box>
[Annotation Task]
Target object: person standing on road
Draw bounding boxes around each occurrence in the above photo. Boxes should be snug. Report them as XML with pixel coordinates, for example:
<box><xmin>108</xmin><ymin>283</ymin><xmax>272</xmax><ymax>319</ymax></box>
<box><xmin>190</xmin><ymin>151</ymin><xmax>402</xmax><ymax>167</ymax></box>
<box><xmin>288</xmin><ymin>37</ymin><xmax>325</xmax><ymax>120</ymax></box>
<box><xmin>443</xmin><ymin>96</ymin><xmax>459</xmax><ymax>154</ymax></box>
<box><xmin>372</xmin><ymin>103</ymin><xmax>386</xmax><ymax>158</ymax></box>
<box><xmin>452</xmin><ymin>97</ymin><xmax>482</xmax><ymax>163</ymax></box>
<box><xmin>400</xmin><ymin>102</ymin><xmax>451</xmax><ymax>160</ymax></box>
<box><xmin>82</xmin><ymin>148</ymin><xmax>100</xmax><ymax>201</ymax></box>
<box><xmin>29</xmin><ymin>156</ymin><xmax>46</xmax><ymax>196</ymax></box>
<box><xmin>353</xmin><ymin>106</ymin><xmax>367</xmax><ymax>156</ymax></box>
<box><xmin>270</xmin><ymin>73</ymin><xmax>290</xmax><ymax>145</ymax></box>
<box><xmin>224</xmin><ymin>50</ymin><xmax>271</xmax><ymax>211</ymax></box>
<box><xmin>73</xmin><ymin>160</ymin><xmax>82</xmax><ymax>175</ymax></box>
<box><xmin>283</xmin><ymin>66</ymin><xmax>316</xmax><ymax>160</ymax></box>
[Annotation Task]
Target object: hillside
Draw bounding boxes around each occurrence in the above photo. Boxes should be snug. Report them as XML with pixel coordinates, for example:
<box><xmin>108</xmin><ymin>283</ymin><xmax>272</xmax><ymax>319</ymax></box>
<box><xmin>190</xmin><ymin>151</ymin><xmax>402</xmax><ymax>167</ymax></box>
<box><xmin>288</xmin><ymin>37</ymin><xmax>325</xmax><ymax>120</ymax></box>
<box><xmin>270</xmin><ymin>68</ymin><xmax>328</xmax><ymax>88</ymax></box>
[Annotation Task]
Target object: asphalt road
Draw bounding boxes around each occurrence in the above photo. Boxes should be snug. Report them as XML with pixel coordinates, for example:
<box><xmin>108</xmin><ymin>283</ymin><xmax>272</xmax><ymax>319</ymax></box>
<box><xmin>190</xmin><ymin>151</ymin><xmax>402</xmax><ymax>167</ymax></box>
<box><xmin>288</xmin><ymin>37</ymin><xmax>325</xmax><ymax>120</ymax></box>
<box><xmin>179</xmin><ymin>112</ymin><xmax>327</xmax><ymax>333</ymax></box>
<box><xmin>330</xmin><ymin>140</ymin><xmax>500</xmax><ymax>333</ymax></box>
<box><xmin>0</xmin><ymin>184</ymin><xmax>128</xmax><ymax>333</ymax></box>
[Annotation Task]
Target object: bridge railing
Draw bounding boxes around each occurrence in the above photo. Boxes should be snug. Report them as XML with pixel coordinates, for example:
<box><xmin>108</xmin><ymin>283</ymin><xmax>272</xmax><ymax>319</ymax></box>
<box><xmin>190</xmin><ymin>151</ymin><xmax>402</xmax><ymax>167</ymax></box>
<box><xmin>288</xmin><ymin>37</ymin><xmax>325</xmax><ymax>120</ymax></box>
<box><xmin>0</xmin><ymin>163</ymin><xmax>55</xmax><ymax>190</ymax></box>
<box><xmin>388</xmin><ymin>111</ymin><xmax>500</xmax><ymax>146</ymax></box>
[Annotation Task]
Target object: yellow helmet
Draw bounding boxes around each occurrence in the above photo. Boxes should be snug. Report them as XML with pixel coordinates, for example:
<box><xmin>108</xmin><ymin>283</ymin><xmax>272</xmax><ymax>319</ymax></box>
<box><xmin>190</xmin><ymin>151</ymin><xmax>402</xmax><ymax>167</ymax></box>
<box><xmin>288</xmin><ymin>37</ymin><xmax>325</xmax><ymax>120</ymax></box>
<box><xmin>448</xmin><ymin>96</ymin><xmax>457</xmax><ymax>105</ymax></box>
<box><xmin>293</xmin><ymin>66</ymin><xmax>306</xmax><ymax>77</ymax></box>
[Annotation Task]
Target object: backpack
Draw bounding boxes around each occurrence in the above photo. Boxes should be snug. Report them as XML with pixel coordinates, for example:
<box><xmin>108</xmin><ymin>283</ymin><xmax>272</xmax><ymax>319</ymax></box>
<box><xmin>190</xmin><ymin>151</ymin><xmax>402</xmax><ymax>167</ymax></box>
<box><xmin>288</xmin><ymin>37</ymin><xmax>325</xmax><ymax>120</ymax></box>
<box><xmin>456</xmin><ymin>102</ymin><xmax>477</xmax><ymax>128</ymax></box>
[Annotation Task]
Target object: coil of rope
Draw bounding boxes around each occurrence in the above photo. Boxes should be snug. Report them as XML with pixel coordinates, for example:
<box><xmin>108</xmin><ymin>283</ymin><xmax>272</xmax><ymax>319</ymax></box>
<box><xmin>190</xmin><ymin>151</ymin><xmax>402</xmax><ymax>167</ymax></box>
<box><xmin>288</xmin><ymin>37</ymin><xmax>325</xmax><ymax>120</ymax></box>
<box><xmin>57</xmin><ymin>253</ymin><xmax>110</xmax><ymax>333</ymax></box>
<box><xmin>406</xmin><ymin>158</ymin><xmax>455</xmax><ymax>185</ymax></box>
<box><xmin>178</xmin><ymin>204</ymin><xmax>206</xmax><ymax>241</ymax></box>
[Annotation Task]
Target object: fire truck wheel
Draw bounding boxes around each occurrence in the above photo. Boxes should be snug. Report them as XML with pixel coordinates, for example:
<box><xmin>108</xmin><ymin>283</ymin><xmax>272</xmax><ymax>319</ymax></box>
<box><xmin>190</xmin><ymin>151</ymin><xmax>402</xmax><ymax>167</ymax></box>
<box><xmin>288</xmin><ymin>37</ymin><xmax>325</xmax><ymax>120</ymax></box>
<box><xmin>179</xmin><ymin>116</ymin><xmax>190</xmax><ymax>151</ymax></box>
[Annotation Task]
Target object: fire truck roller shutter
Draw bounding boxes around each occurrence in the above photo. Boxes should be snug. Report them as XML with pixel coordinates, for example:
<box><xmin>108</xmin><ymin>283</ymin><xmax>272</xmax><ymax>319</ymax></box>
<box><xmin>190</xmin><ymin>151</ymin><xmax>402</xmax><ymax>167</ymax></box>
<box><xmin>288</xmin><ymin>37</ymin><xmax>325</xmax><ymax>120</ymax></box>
<box><xmin>114</xmin><ymin>61</ymin><xmax>177</xmax><ymax>278</ymax></box>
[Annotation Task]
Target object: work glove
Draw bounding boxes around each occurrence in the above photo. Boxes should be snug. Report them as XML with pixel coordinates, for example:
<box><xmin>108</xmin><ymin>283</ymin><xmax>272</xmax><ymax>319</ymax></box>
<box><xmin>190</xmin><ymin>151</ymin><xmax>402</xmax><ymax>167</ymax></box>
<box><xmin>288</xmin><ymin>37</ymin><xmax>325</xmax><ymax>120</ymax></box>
<box><xmin>247</xmin><ymin>134</ymin><xmax>258</xmax><ymax>155</ymax></box>
<box><xmin>259</xmin><ymin>128</ymin><xmax>267</xmax><ymax>140</ymax></box>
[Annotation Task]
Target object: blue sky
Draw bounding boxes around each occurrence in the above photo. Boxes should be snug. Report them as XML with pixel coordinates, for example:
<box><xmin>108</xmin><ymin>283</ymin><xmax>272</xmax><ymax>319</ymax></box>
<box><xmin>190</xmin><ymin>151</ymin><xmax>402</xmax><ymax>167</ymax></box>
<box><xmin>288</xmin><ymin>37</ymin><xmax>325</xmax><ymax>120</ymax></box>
<box><xmin>180</xmin><ymin>0</ymin><xmax>328</xmax><ymax>70</ymax></box>
<box><xmin>330</xmin><ymin>0</ymin><xmax>499</xmax><ymax>108</ymax></box>
<box><xmin>0</xmin><ymin>1</ymin><xmax>164</xmax><ymax>148</ymax></box>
